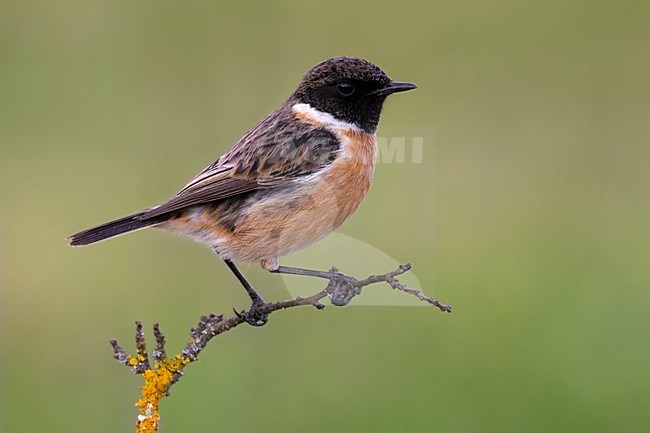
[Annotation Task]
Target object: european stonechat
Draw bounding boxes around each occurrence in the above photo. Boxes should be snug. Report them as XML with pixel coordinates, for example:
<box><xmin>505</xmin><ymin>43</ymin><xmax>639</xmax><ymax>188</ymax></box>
<box><xmin>69</xmin><ymin>57</ymin><xmax>417</xmax><ymax>325</ymax></box>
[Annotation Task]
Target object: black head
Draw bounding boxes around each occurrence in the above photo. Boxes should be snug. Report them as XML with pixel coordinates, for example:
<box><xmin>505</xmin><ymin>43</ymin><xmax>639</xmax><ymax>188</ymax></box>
<box><xmin>291</xmin><ymin>57</ymin><xmax>416</xmax><ymax>134</ymax></box>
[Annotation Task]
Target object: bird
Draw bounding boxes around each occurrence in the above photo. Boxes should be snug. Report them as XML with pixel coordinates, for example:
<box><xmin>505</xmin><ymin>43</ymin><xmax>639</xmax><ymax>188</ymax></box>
<box><xmin>68</xmin><ymin>56</ymin><xmax>417</xmax><ymax>325</ymax></box>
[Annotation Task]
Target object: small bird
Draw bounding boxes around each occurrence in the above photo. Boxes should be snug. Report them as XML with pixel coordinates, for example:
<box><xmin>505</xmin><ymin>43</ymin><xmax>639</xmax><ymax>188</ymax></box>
<box><xmin>69</xmin><ymin>57</ymin><xmax>416</xmax><ymax>325</ymax></box>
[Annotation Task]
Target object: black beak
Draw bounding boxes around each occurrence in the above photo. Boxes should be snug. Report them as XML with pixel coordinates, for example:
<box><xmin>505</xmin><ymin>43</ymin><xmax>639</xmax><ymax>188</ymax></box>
<box><xmin>368</xmin><ymin>81</ymin><xmax>417</xmax><ymax>97</ymax></box>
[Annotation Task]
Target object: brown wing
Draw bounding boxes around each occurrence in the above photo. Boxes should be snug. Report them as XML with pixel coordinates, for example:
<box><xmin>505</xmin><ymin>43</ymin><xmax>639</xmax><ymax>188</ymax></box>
<box><xmin>138</xmin><ymin>105</ymin><xmax>340</xmax><ymax>221</ymax></box>
<box><xmin>138</xmin><ymin>169</ymin><xmax>262</xmax><ymax>220</ymax></box>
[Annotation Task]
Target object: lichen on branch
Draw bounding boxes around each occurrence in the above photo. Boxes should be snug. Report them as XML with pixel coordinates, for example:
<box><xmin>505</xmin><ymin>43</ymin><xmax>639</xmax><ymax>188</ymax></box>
<box><xmin>110</xmin><ymin>263</ymin><xmax>451</xmax><ymax>433</ymax></box>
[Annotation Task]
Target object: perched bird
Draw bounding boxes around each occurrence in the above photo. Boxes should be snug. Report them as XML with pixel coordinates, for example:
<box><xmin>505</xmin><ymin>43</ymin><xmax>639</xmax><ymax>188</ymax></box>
<box><xmin>69</xmin><ymin>56</ymin><xmax>416</xmax><ymax>325</ymax></box>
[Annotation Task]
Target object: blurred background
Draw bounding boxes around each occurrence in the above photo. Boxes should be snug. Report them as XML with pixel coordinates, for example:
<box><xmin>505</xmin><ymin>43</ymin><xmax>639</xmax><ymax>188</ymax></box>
<box><xmin>2</xmin><ymin>1</ymin><xmax>649</xmax><ymax>432</ymax></box>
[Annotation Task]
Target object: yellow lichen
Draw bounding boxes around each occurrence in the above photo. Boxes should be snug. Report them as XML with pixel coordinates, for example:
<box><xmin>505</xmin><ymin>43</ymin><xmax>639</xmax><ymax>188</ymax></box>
<box><xmin>134</xmin><ymin>354</ymin><xmax>190</xmax><ymax>433</ymax></box>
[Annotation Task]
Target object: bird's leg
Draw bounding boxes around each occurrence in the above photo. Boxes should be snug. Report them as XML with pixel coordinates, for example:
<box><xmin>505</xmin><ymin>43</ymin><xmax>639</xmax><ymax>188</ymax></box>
<box><xmin>268</xmin><ymin>264</ymin><xmax>360</xmax><ymax>306</ymax></box>
<box><xmin>269</xmin><ymin>265</ymin><xmax>357</xmax><ymax>284</ymax></box>
<box><xmin>223</xmin><ymin>259</ymin><xmax>269</xmax><ymax>326</ymax></box>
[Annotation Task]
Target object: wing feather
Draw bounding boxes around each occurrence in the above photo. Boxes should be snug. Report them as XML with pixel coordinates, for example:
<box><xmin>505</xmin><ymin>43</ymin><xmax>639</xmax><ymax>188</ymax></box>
<box><xmin>138</xmin><ymin>104</ymin><xmax>340</xmax><ymax>221</ymax></box>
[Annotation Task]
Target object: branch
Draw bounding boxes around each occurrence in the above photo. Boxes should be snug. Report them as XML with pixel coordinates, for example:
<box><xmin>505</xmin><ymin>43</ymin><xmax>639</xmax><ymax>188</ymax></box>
<box><xmin>110</xmin><ymin>263</ymin><xmax>451</xmax><ymax>433</ymax></box>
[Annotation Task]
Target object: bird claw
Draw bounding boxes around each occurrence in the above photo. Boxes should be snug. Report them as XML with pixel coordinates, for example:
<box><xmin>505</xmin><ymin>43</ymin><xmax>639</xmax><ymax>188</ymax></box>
<box><xmin>234</xmin><ymin>299</ymin><xmax>269</xmax><ymax>327</ymax></box>
<box><xmin>328</xmin><ymin>274</ymin><xmax>360</xmax><ymax>307</ymax></box>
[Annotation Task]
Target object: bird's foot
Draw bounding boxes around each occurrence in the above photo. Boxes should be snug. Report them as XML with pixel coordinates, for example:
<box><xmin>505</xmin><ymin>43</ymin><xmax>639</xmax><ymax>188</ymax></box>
<box><xmin>234</xmin><ymin>296</ymin><xmax>269</xmax><ymax>327</ymax></box>
<box><xmin>327</xmin><ymin>267</ymin><xmax>360</xmax><ymax>306</ymax></box>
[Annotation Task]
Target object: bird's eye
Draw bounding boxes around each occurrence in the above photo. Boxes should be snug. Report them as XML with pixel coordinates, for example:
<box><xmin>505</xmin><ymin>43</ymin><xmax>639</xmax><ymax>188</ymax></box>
<box><xmin>336</xmin><ymin>81</ymin><xmax>355</xmax><ymax>96</ymax></box>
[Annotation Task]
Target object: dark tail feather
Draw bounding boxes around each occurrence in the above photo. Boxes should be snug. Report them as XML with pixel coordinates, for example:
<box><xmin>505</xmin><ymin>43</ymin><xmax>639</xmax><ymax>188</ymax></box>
<box><xmin>68</xmin><ymin>212</ymin><xmax>164</xmax><ymax>246</ymax></box>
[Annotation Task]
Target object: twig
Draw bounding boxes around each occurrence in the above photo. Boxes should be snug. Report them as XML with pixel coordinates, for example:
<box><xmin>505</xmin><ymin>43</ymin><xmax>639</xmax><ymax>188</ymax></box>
<box><xmin>110</xmin><ymin>263</ymin><xmax>451</xmax><ymax>433</ymax></box>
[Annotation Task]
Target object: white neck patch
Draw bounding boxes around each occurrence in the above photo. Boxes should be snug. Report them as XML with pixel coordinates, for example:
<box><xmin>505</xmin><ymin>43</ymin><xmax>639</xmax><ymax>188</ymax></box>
<box><xmin>291</xmin><ymin>103</ymin><xmax>363</xmax><ymax>132</ymax></box>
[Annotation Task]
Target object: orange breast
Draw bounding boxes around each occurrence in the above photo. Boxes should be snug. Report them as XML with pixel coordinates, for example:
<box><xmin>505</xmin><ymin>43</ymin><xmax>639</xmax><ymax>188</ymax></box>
<box><xmin>215</xmin><ymin>128</ymin><xmax>377</xmax><ymax>264</ymax></box>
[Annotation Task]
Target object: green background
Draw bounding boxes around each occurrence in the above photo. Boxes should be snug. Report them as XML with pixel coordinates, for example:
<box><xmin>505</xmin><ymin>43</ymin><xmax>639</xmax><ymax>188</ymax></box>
<box><xmin>2</xmin><ymin>1</ymin><xmax>649</xmax><ymax>432</ymax></box>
